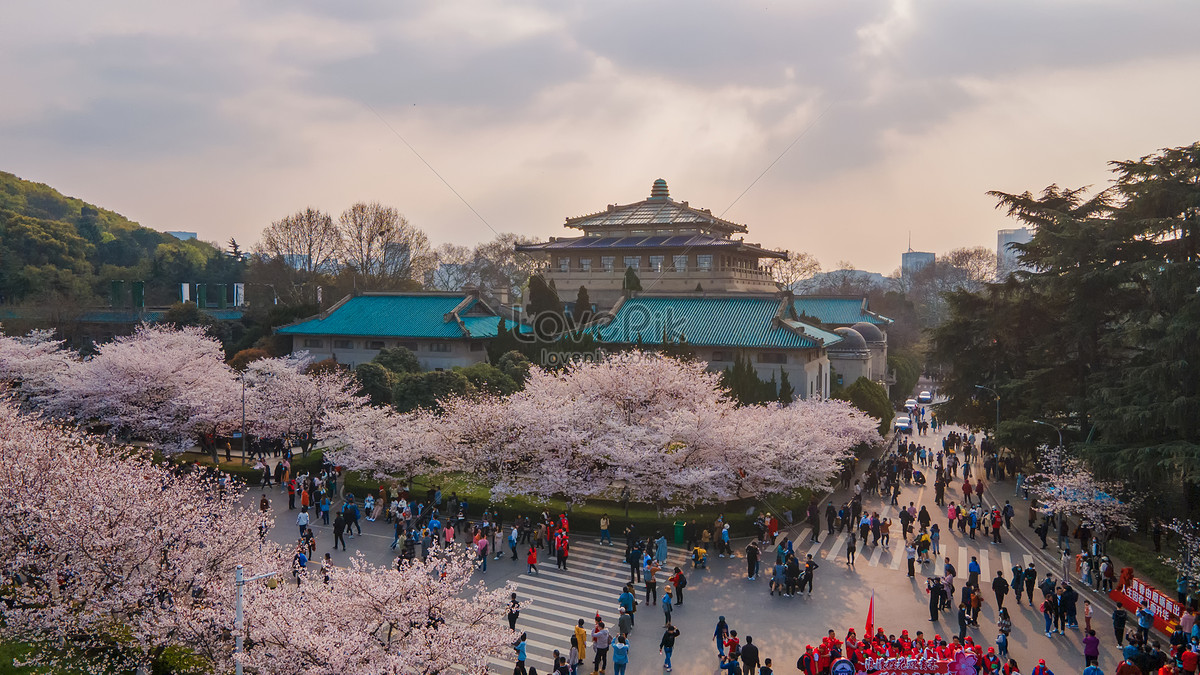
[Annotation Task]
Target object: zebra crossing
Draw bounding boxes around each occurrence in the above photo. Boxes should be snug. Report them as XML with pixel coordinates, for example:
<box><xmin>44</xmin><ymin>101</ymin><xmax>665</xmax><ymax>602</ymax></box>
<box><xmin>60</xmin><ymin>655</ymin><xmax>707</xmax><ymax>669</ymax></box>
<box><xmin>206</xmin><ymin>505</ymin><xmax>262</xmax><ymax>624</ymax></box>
<box><xmin>488</xmin><ymin>524</ymin><xmax>1038</xmax><ymax>672</ymax></box>
<box><xmin>490</xmin><ymin>538</ymin><xmax>688</xmax><ymax>673</ymax></box>
<box><xmin>786</xmin><ymin>520</ymin><xmax>1036</xmax><ymax>575</ymax></box>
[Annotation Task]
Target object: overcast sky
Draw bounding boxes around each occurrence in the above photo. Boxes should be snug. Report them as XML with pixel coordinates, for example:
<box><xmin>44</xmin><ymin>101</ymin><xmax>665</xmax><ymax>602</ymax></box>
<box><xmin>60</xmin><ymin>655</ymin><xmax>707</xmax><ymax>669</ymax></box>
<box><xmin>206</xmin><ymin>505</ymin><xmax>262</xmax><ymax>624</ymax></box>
<box><xmin>2</xmin><ymin>1</ymin><xmax>1198</xmax><ymax>273</ymax></box>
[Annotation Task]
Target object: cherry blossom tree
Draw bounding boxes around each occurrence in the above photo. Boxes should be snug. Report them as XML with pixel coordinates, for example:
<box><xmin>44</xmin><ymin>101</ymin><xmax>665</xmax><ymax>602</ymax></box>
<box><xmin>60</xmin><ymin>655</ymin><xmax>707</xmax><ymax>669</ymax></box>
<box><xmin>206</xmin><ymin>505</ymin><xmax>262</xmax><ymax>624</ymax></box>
<box><xmin>324</xmin><ymin>403</ymin><xmax>441</xmax><ymax>481</ymax></box>
<box><xmin>239</xmin><ymin>549</ymin><xmax>513</xmax><ymax>675</ymax></box>
<box><xmin>0</xmin><ymin>325</ymin><xmax>70</xmax><ymax>397</ymax></box>
<box><xmin>417</xmin><ymin>353</ymin><xmax>881</xmax><ymax>505</ymax></box>
<box><xmin>1163</xmin><ymin>519</ymin><xmax>1200</xmax><ymax>583</ymax></box>
<box><xmin>1028</xmin><ymin>443</ymin><xmax>1136</xmax><ymax>544</ymax></box>
<box><xmin>0</xmin><ymin>398</ymin><xmax>266</xmax><ymax>673</ymax></box>
<box><xmin>39</xmin><ymin>324</ymin><xmax>241</xmax><ymax>453</ymax></box>
<box><xmin>0</xmin><ymin>398</ymin><xmax>514</xmax><ymax>674</ymax></box>
<box><xmin>245</xmin><ymin>353</ymin><xmax>365</xmax><ymax>454</ymax></box>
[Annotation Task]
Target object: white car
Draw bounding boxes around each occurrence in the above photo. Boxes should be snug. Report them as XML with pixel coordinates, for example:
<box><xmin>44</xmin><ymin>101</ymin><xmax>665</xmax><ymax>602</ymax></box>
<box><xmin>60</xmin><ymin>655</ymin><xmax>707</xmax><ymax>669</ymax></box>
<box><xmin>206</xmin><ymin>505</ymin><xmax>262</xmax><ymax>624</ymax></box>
<box><xmin>917</xmin><ymin>391</ymin><xmax>933</xmax><ymax>404</ymax></box>
<box><xmin>893</xmin><ymin>416</ymin><xmax>912</xmax><ymax>433</ymax></box>
<box><xmin>904</xmin><ymin>398</ymin><xmax>918</xmax><ymax>412</ymax></box>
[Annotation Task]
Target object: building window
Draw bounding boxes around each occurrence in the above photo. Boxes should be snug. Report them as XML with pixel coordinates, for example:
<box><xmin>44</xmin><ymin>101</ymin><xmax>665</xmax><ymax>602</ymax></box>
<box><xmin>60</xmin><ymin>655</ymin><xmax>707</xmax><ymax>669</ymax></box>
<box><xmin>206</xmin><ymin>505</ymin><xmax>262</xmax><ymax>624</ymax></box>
<box><xmin>558</xmin><ymin>257</ymin><xmax>570</xmax><ymax>272</ymax></box>
<box><xmin>711</xmin><ymin>351</ymin><xmax>729</xmax><ymax>362</ymax></box>
<box><xmin>430</xmin><ymin>343</ymin><xmax>451</xmax><ymax>353</ymax></box>
<box><xmin>333</xmin><ymin>339</ymin><xmax>354</xmax><ymax>350</ymax></box>
<box><xmin>757</xmin><ymin>352</ymin><xmax>787</xmax><ymax>364</ymax></box>
<box><xmin>601</xmin><ymin>256</ymin><xmax>615</xmax><ymax>272</ymax></box>
<box><xmin>623</xmin><ymin>256</ymin><xmax>640</xmax><ymax>270</ymax></box>
<box><xmin>697</xmin><ymin>255</ymin><xmax>713</xmax><ymax>271</ymax></box>
<box><xmin>631</xmin><ymin>229</ymin><xmax>651</xmax><ymax>236</ymax></box>
<box><xmin>366</xmin><ymin>340</ymin><xmax>385</xmax><ymax>350</ymax></box>
<box><xmin>649</xmin><ymin>255</ymin><xmax>664</xmax><ymax>272</ymax></box>
<box><xmin>400</xmin><ymin>341</ymin><xmax>419</xmax><ymax>351</ymax></box>
<box><xmin>470</xmin><ymin>342</ymin><xmax>485</xmax><ymax>352</ymax></box>
<box><xmin>673</xmin><ymin>255</ymin><xmax>688</xmax><ymax>272</ymax></box>
<box><xmin>580</xmin><ymin>258</ymin><xmax>592</xmax><ymax>272</ymax></box>
<box><xmin>302</xmin><ymin>338</ymin><xmax>324</xmax><ymax>348</ymax></box>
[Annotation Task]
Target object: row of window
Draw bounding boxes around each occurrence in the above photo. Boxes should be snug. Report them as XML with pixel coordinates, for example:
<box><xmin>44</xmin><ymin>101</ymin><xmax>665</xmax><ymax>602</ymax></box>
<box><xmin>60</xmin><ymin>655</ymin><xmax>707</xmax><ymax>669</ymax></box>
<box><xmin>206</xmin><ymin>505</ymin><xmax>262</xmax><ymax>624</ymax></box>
<box><xmin>559</xmin><ymin>254</ymin><xmax>714</xmax><ymax>273</ymax></box>
<box><xmin>301</xmin><ymin>338</ymin><xmax>480</xmax><ymax>353</ymax></box>
<box><xmin>709</xmin><ymin>351</ymin><xmax>788</xmax><ymax>364</ymax></box>
<box><xmin>584</xmin><ymin>228</ymin><xmax>709</xmax><ymax>237</ymax></box>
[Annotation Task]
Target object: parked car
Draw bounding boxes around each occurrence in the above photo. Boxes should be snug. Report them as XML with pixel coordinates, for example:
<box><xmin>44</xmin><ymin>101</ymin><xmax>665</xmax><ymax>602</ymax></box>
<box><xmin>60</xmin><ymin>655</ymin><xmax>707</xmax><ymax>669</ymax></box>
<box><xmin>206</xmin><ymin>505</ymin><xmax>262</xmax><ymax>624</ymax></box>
<box><xmin>904</xmin><ymin>398</ymin><xmax>918</xmax><ymax>412</ymax></box>
<box><xmin>917</xmin><ymin>391</ymin><xmax>933</xmax><ymax>404</ymax></box>
<box><xmin>894</xmin><ymin>416</ymin><xmax>913</xmax><ymax>433</ymax></box>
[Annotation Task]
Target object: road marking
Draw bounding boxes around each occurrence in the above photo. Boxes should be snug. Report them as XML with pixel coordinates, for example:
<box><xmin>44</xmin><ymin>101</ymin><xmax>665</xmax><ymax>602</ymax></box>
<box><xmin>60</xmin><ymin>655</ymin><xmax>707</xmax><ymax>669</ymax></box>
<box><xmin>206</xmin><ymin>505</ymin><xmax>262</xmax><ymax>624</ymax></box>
<box><xmin>825</xmin><ymin>534</ymin><xmax>848</xmax><ymax>561</ymax></box>
<box><xmin>889</xmin><ymin>547</ymin><xmax>903</xmax><ymax>570</ymax></box>
<box><xmin>869</xmin><ymin>544</ymin><xmax>884</xmax><ymax>568</ymax></box>
<box><xmin>1024</xmin><ymin>554</ymin><xmax>1034</xmax><ymax>568</ymax></box>
<box><xmin>1001</xmin><ymin>551</ymin><xmax>1012</xmax><ymax>573</ymax></box>
<box><xmin>959</xmin><ymin>548</ymin><xmax>970</xmax><ymax>580</ymax></box>
<box><xmin>979</xmin><ymin>549</ymin><xmax>990</xmax><ymax>580</ymax></box>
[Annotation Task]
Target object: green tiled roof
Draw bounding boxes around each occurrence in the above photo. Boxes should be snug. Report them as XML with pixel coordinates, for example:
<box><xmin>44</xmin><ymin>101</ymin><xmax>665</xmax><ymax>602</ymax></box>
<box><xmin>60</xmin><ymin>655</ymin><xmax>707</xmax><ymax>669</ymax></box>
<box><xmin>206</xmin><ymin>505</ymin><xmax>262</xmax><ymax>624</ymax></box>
<box><xmin>791</xmin><ymin>297</ymin><xmax>892</xmax><ymax>327</ymax></box>
<box><xmin>592</xmin><ymin>296</ymin><xmax>836</xmax><ymax>349</ymax></box>
<box><xmin>277</xmin><ymin>294</ymin><xmax>520</xmax><ymax>339</ymax></box>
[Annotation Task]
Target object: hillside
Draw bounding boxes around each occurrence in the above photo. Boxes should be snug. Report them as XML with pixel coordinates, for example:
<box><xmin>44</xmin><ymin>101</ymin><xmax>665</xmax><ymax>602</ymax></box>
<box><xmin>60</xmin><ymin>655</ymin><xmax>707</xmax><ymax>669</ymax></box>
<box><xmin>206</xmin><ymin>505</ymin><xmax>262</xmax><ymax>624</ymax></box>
<box><xmin>0</xmin><ymin>171</ymin><xmax>239</xmax><ymax>306</ymax></box>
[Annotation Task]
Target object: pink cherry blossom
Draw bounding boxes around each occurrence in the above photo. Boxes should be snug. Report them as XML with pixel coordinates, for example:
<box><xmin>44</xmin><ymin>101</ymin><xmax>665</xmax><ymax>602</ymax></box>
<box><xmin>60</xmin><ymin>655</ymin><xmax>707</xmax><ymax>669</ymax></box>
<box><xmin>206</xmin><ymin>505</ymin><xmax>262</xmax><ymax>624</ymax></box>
<box><xmin>353</xmin><ymin>352</ymin><xmax>881</xmax><ymax>505</ymax></box>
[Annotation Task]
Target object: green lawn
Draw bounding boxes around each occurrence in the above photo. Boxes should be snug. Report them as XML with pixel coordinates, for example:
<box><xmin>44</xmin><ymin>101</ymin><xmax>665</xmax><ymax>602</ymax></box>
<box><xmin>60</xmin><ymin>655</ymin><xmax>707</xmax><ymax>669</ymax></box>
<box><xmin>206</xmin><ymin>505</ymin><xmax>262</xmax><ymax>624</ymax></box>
<box><xmin>1108</xmin><ymin>538</ymin><xmax>1178</xmax><ymax>590</ymax></box>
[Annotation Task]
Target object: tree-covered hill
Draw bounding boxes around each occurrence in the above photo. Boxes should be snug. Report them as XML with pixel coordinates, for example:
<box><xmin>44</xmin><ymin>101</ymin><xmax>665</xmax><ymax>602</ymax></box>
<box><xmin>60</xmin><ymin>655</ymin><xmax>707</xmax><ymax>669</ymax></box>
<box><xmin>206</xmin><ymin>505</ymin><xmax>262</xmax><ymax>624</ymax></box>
<box><xmin>0</xmin><ymin>171</ymin><xmax>240</xmax><ymax>306</ymax></box>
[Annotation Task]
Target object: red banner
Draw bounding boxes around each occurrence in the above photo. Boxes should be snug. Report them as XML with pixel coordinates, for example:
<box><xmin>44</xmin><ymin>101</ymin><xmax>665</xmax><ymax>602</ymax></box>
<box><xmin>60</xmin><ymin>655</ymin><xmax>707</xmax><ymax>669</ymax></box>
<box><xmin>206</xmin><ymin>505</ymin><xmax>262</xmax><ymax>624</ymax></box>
<box><xmin>1109</xmin><ymin>574</ymin><xmax>1183</xmax><ymax>633</ymax></box>
<box><xmin>857</xmin><ymin>652</ymin><xmax>979</xmax><ymax>675</ymax></box>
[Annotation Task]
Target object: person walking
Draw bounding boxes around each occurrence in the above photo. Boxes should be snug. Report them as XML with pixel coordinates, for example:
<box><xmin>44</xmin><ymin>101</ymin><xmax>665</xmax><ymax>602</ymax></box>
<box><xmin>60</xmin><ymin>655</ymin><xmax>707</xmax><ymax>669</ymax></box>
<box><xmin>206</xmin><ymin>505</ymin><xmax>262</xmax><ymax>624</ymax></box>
<box><xmin>1113</xmin><ymin>605</ymin><xmax>1128</xmax><ymax>646</ymax></box>
<box><xmin>1082</xmin><ymin>629</ymin><xmax>1100</xmax><ymax>667</ymax></box>
<box><xmin>740</xmin><ymin>635</ymin><xmax>761</xmax><ymax>674</ymax></box>
<box><xmin>527</xmin><ymin>546</ymin><xmax>539</xmax><ymax>575</ymax></box>
<box><xmin>644</xmin><ymin>559</ymin><xmax>659</xmax><ymax>606</ymax></box>
<box><xmin>332</xmin><ymin>512</ymin><xmax>347</xmax><ymax>551</ymax></box>
<box><xmin>714</xmin><ymin>616</ymin><xmax>730</xmax><ymax>657</ymax></box>
<box><xmin>592</xmin><ymin>621</ymin><xmax>611</xmax><ymax>675</ymax></box>
<box><xmin>746</xmin><ymin>540</ymin><xmax>760</xmax><ymax>580</ymax></box>
<box><xmin>507</xmin><ymin>593</ymin><xmax>521</xmax><ymax>631</ymax></box>
<box><xmin>296</xmin><ymin>507</ymin><xmax>310</xmax><ymax>537</ymax></box>
<box><xmin>958</xmin><ymin>603</ymin><xmax>970</xmax><ymax>640</ymax></box>
<box><xmin>847</xmin><ymin>534</ymin><xmax>857</xmax><ymax>567</ymax></box>
<box><xmin>992</xmin><ymin>571</ymin><xmax>1010</xmax><ymax>609</ymax></box>
<box><xmin>513</xmin><ymin>632</ymin><xmax>528</xmax><ymax>675</ymax></box>
<box><xmin>801</xmin><ymin>554</ymin><xmax>819</xmax><ymax>596</ymax></box>
<box><xmin>659</xmin><ymin>624</ymin><xmax>680</xmax><ymax>672</ymax></box>
<box><xmin>618</xmin><ymin>585</ymin><xmax>636</xmax><ymax>627</ymax></box>
<box><xmin>669</xmin><ymin>567</ymin><xmax>686</xmax><ymax>605</ymax></box>
<box><xmin>611</xmin><ymin>634</ymin><xmax>629</xmax><ymax>675</ymax></box>
<box><xmin>662</xmin><ymin>587</ymin><xmax>673</xmax><ymax>626</ymax></box>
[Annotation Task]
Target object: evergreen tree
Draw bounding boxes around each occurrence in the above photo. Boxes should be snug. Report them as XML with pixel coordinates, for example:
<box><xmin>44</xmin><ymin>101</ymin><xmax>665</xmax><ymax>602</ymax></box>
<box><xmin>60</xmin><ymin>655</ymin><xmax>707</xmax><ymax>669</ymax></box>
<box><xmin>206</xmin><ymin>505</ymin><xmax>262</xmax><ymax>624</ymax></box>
<box><xmin>834</xmin><ymin>376</ymin><xmax>894</xmax><ymax>433</ymax></box>
<box><xmin>526</xmin><ymin>272</ymin><xmax>566</xmax><ymax>340</ymax></box>
<box><xmin>572</xmin><ymin>286</ymin><xmax>592</xmax><ymax>325</ymax></box>
<box><xmin>778</xmin><ymin>368</ymin><xmax>795</xmax><ymax>404</ymax></box>
<box><xmin>623</xmin><ymin>266</ymin><xmax>643</xmax><ymax>292</ymax></box>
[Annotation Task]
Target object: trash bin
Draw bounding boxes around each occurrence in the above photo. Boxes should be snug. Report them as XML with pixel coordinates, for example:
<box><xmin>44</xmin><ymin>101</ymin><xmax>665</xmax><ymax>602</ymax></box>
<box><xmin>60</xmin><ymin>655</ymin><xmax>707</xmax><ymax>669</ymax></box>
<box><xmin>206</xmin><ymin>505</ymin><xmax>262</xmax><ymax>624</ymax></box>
<box><xmin>673</xmin><ymin>520</ymin><xmax>686</xmax><ymax>546</ymax></box>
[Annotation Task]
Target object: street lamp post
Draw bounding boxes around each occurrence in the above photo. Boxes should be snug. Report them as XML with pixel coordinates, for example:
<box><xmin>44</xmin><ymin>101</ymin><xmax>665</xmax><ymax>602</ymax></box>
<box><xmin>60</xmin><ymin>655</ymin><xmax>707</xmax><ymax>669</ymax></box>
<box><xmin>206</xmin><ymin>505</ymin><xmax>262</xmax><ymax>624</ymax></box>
<box><xmin>234</xmin><ymin>564</ymin><xmax>278</xmax><ymax>675</ymax></box>
<box><xmin>1032</xmin><ymin>419</ymin><xmax>1063</xmax><ymax>451</ymax></box>
<box><xmin>974</xmin><ymin>385</ymin><xmax>1000</xmax><ymax>435</ymax></box>
<box><xmin>240</xmin><ymin>372</ymin><xmax>247</xmax><ymax>465</ymax></box>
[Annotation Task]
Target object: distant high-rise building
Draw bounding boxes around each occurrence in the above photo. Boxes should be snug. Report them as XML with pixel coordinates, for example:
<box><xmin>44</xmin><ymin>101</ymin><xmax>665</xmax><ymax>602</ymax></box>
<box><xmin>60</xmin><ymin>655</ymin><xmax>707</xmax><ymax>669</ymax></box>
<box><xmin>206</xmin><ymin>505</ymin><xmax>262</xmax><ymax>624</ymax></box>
<box><xmin>901</xmin><ymin>250</ymin><xmax>935</xmax><ymax>278</ymax></box>
<box><xmin>165</xmin><ymin>231</ymin><xmax>197</xmax><ymax>241</ymax></box>
<box><xmin>997</xmin><ymin>227</ymin><xmax>1033</xmax><ymax>274</ymax></box>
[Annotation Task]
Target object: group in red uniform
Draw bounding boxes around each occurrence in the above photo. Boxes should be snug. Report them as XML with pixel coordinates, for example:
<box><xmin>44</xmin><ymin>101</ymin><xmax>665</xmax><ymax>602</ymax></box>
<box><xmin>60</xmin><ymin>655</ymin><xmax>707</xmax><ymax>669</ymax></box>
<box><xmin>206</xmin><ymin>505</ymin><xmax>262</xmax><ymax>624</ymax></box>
<box><xmin>796</xmin><ymin>627</ymin><xmax>1028</xmax><ymax>675</ymax></box>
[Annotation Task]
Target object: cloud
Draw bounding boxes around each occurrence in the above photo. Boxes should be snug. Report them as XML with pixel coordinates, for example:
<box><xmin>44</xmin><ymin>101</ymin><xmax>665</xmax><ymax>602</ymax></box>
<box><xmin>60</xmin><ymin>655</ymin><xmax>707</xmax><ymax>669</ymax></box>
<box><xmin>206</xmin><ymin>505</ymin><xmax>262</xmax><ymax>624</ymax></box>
<box><xmin>0</xmin><ymin>0</ymin><xmax>1198</xmax><ymax>274</ymax></box>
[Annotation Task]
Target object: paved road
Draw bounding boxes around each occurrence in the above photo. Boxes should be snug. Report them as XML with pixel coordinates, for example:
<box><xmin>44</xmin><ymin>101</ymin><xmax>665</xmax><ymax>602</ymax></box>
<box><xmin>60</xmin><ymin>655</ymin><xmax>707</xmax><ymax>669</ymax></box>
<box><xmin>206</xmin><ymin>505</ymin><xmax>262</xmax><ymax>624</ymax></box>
<box><xmin>247</xmin><ymin>420</ymin><xmax>1122</xmax><ymax>675</ymax></box>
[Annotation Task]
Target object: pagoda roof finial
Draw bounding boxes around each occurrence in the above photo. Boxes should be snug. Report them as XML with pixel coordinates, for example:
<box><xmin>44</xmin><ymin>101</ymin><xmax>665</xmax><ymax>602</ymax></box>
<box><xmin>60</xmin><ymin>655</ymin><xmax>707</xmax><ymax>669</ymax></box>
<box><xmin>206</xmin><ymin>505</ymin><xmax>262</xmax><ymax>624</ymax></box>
<box><xmin>649</xmin><ymin>178</ymin><xmax>669</xmax><ymax>200</ymax></box>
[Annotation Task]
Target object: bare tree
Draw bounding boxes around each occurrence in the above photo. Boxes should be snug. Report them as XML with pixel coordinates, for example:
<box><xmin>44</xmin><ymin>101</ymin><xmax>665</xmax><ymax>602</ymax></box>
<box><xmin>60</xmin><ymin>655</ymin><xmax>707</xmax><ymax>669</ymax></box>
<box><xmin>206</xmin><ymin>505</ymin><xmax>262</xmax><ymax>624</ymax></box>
<box><xmin>765</xmin><ymin>250</ymin><xmax>822</xmax><ymax>290</ymax></box>
<box><xmin>427</xmin><ymin>243</ymin><xmax>476</xmax><ymax>291</ymax></box>
<box><xmin>472</xmin><ymin>232</ymin><xmax>540</xmax><ymax>299</ymax></box>
<box><xmin>337</xmin><ymin>202</ymin><xmax>433</xmax><ymax>289</ymax></box>
<box><xmin>256</xmin><ymin>208</ymin><xmax>339</xmax><ymax>274</ymax></box>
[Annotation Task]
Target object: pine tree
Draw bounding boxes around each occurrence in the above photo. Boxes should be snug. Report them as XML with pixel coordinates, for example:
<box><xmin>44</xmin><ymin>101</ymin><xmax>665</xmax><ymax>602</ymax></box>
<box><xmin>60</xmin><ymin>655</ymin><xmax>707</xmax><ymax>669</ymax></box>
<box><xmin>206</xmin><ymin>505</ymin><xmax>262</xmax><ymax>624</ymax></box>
<box><xmin>623</xmin><ymin>266</ymin><xmax>643</xmax><ymax>292</ymax></box>
<box><xmin>778</xmin><ymin>368</ymin><xmax>795</xmax><ymax>404</ymax></box>
<box><xmin>572</xmin><ymin>286</ymin><xmax>592</xmax><ymax>325</ymax></box>
<box><xmin>526</xmin><ymin>272</ymin><xmax>566</xmax><ymax>340</ymax></box>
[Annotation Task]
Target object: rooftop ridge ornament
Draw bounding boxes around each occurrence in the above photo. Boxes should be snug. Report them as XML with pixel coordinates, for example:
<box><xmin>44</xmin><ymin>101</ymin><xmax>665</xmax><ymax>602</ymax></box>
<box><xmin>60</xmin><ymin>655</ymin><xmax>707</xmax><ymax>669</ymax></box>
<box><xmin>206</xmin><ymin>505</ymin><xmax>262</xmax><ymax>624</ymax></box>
<box><xmin>649</xmin><ymin>178</ymin><xmax>670</xmax><ymax>200</ymax></box>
